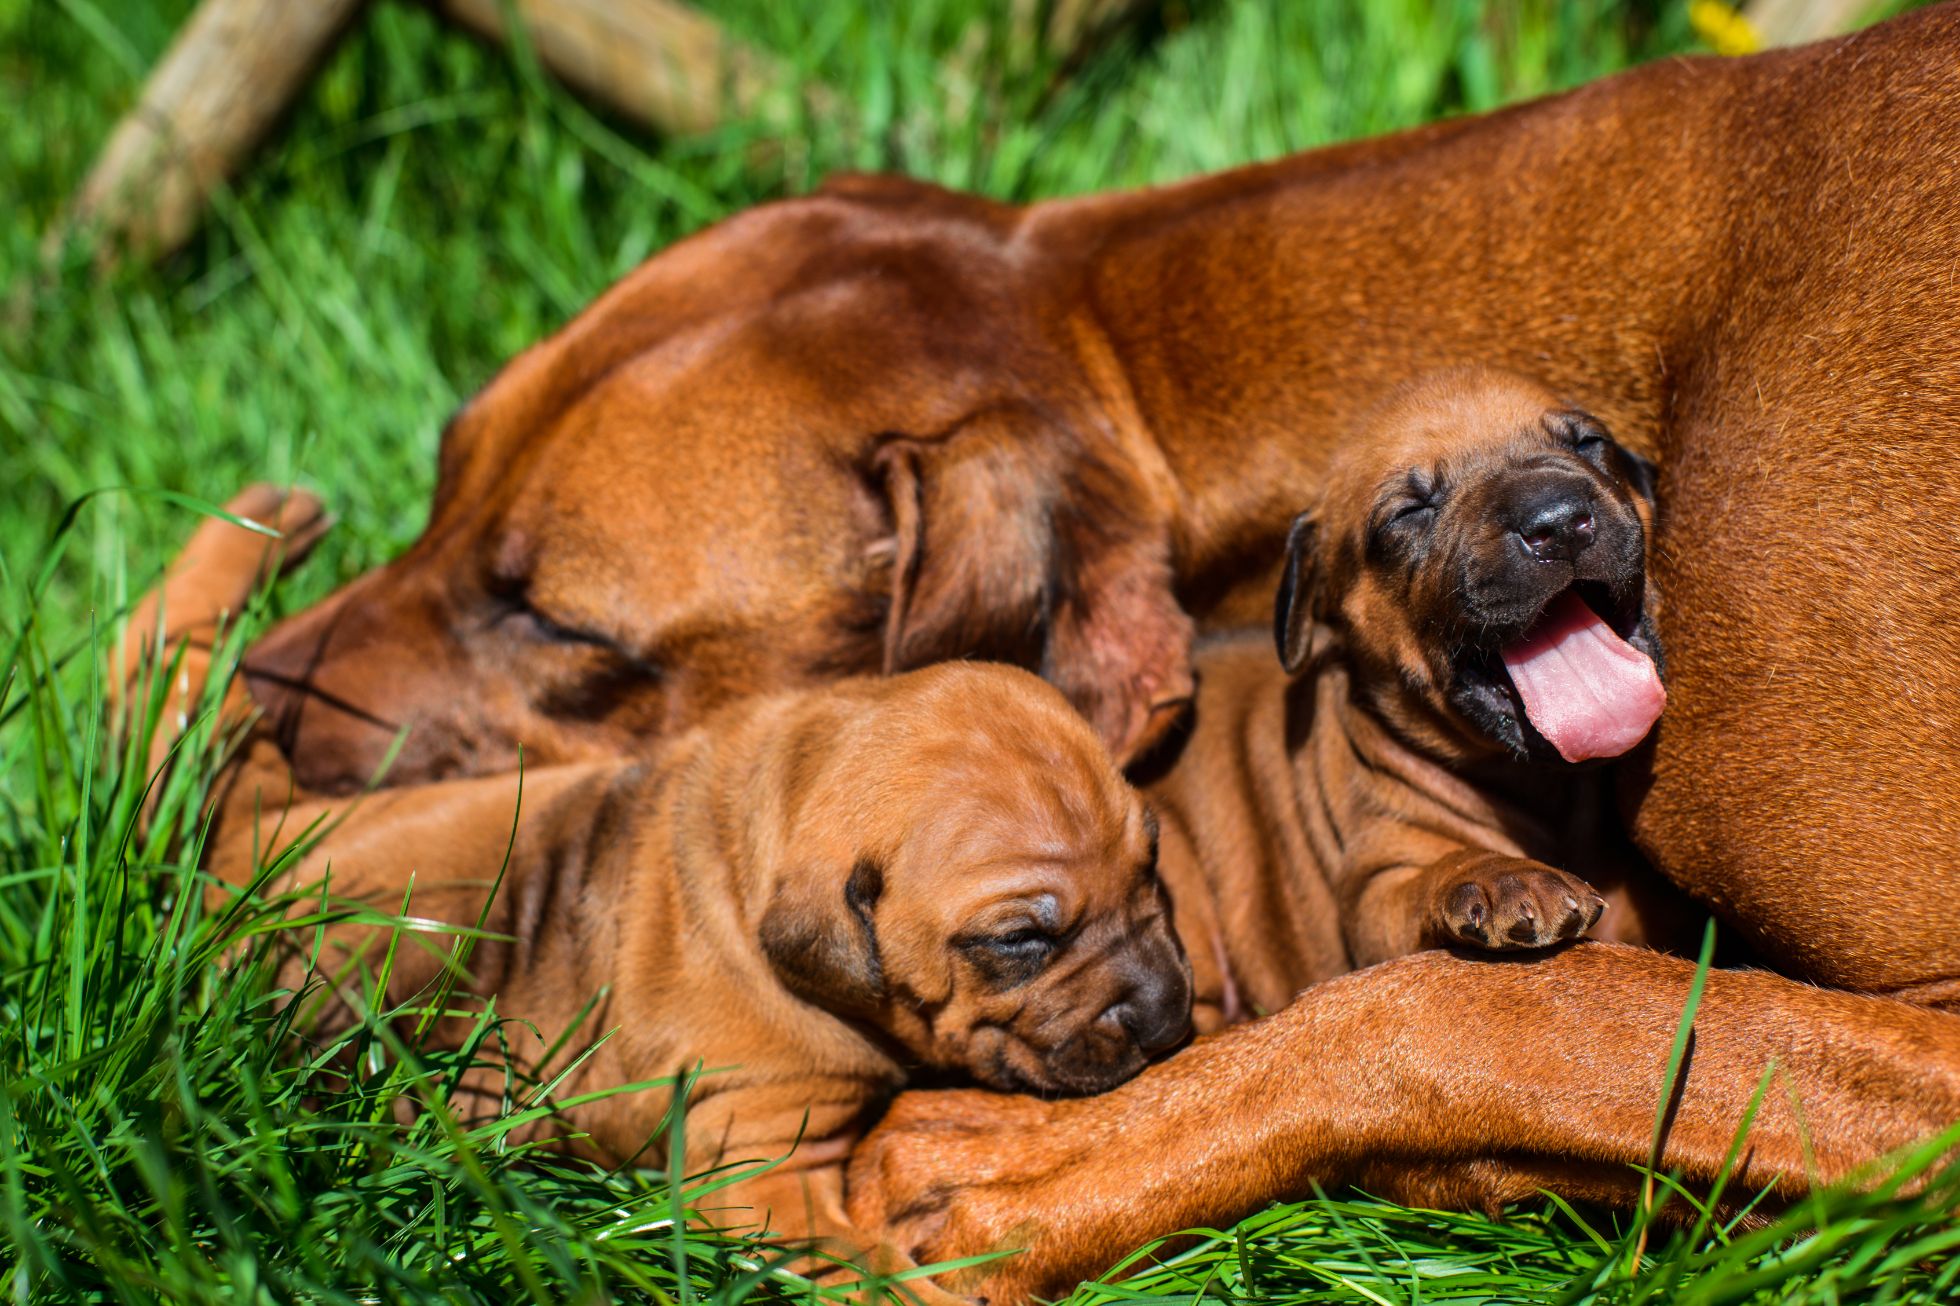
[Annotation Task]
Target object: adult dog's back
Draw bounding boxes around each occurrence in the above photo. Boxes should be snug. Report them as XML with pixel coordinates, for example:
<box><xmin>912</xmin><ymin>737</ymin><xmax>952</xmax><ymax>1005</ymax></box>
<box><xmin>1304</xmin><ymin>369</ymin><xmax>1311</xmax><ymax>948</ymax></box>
<box><xmin>1642</xmin><ymin>22</ymin><xmax>1960</xmax><ymax>995</ymax></box>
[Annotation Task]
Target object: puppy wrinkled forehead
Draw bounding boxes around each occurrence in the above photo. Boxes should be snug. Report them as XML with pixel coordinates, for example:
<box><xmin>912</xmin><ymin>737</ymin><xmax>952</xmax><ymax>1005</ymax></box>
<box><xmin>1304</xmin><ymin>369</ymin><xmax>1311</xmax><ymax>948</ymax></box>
<box><xmin>923</xmin><ymin>763</ymin><xmax>1139</xmax><ymax>873</ymax></box>
<box><xmin>1328</xmin><ymin>369</ymin><xmax>1575</xmax><ymax>500</ymax></box>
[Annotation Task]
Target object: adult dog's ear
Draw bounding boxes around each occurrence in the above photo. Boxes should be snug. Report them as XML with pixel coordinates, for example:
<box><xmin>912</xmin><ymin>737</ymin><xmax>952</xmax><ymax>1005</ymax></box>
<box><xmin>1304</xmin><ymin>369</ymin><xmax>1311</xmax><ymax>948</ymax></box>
<box><xmin>1274</xmin><ymin>510</ymin><xmax>1323</xmax><ymax>675</ymax></box>
<box><xmin>759</xmin><ymin>856</ymin><xmax>887</xmax><ymax>1015</ymax></box>
<box><xmin>874</xmin><ymin>420</ymin><xmax>1048</xmax><ymax>677</ymax></box>
<box><xmin>872</xmin><ymin>408</ymin><xmax>1195</xmax><ymax>765</ymax></box>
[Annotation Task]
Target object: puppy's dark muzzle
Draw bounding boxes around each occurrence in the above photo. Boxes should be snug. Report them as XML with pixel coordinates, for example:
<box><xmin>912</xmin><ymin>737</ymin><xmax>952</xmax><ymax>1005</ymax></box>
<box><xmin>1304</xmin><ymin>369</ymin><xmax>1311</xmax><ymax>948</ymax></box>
<box><xmin>1099</xmin><ymin>948</ymin><xmax>1194</xmax><ymax>1055</ymax></box>
<box><xmin>1026</xmin><ymin>932</ymin><xmax>1194</xmax><ymax>1094</ymax></box>
<box><xmin>1463</xmin><ymin>468</ymin><xmax>1644</xmax><ymax>638</ymax></box>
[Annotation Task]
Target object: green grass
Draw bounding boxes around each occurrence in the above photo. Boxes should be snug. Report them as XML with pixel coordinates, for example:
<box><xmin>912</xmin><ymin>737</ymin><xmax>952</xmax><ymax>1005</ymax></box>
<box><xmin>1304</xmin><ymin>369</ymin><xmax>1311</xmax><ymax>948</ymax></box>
<box><xmin>2</xmin><ymin>0</ymin><xmax>1956</xmax><ymax>1301</ymax></box>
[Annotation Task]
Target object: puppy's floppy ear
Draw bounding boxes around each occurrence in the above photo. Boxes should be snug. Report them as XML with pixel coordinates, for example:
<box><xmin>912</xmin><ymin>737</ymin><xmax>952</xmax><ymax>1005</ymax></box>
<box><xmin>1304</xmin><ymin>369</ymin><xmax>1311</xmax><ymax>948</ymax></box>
<box><xmin>1274</xmin><ymin>510</ymin><xmax>1323</xmax><ymax>675</ymax></box>
<box><xmin>1616</xmin><ymin>444</ymin><xmax>1659</xmax><ymax>508</ymax></box>
<box><xmin>871</xmin><ymin>407</ymin><xmax>1195</xmax><ymax>764</ymax></box>
<box><xmin>759</xmin><ymin>856</ymin><xmax>886</xmax><ymax>1014</ymax></box>
<box><xmin>1570</xmin><ymin>411</ymin><xmax>1659</xmax><ymax>507</ymax></box>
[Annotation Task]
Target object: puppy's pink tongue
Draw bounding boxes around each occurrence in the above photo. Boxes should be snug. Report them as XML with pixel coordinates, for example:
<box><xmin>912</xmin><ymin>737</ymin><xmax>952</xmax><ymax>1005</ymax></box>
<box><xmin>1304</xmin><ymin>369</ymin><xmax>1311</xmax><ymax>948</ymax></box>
<box><xmin>1499</xmin><ymin>590</ymin><xmax>1666</xmax><ymax>762</ymax></box>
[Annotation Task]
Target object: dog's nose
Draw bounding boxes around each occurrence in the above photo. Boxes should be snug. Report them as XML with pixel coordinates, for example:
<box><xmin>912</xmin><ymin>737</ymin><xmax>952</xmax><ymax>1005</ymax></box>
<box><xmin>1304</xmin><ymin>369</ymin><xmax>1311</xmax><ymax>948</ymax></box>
<box><xmin>1513</xmin><ymin>486</ymin><xmax>1597</xmax><ymax>561</ymax></box>
<box><xmin>239</xmin><ymin>567</ymin><xmax>433</xmax><ymax>791</ymax></box>
<box><xmin>1106</xmin><ymin>962</ymin><xmax>1193</xmax><ymax>1054</ymax></box>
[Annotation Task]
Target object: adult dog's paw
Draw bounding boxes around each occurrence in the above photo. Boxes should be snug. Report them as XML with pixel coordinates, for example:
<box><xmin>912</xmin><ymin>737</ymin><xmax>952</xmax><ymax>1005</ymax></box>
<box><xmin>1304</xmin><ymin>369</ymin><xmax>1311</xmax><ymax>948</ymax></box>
<box><xmin>1432</xmin><ymin>859</ymin><xmax>1605</xmax><ymax>950</ymax></box>
<box><xmin>853</xmin><ymin>1241</ymin><xmax>981</xmax><ymax>1306</ymax></box>
<box><xmin>157</xmin><ymin>484</ymin><xmax>333</xmax><ymax>627</ymax></box>
<box><xmin>848</xmin><ymin>1090</ymin><xmax>1076</xmax><ymax>1305</ymax></box>
<box><xmin>209</xmin><ymin>484</ymin><xmax>332</xmax><ymax>590</ymax></box>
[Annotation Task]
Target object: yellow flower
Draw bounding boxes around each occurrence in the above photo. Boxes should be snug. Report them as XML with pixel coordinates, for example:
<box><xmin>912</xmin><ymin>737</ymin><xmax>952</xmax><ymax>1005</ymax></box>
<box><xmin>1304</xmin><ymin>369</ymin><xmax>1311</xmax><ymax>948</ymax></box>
<box><xmin>1689</xmin><ymin>0</ymin><xmax>1763</xmax><ymax>55</ymax></box>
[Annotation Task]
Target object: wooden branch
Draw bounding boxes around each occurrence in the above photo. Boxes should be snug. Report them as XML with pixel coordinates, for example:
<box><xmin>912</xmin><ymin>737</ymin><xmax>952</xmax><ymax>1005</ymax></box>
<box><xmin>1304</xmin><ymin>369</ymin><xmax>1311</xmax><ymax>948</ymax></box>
<box><xmin>435</xmin><ymin>0</ymin><xmax>789</xmax><ymax>136</ymax></box>
<box><xmin>53</xmin><ymin>0</ymin><xmax>366</xmax><ymax>264</ymax></box>
<box><xmin>52</xmin><ymin>0</ymin><xmax>803</xmax><ymax>267</ymax></box>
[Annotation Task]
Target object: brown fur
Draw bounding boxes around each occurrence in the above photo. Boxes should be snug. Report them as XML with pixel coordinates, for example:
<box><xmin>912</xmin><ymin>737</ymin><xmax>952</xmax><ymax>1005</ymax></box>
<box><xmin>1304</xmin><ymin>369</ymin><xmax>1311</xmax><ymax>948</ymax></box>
<box><xmin>240</xmin><ymin>9</ymin><xmax>1960</xmax><ymax>996</ymax></box>
<box><xmin>131</xmin><ymin>7</ymin><xmax>1960</xmax><ymax>1302</ymax></box>
<box><xmin>199</xmin><ymin>649</ymin><xmax>1188</xmax><ymax>1273</ymax></box>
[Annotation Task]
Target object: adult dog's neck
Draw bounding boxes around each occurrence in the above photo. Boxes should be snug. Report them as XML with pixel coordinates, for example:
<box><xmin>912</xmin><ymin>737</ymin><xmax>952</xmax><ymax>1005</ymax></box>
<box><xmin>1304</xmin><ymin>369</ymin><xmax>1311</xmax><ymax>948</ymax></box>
<box><xmin>1040</xmin><ymin>48</ymin><xmax>1756</xmax><ymax>625</ymax></box>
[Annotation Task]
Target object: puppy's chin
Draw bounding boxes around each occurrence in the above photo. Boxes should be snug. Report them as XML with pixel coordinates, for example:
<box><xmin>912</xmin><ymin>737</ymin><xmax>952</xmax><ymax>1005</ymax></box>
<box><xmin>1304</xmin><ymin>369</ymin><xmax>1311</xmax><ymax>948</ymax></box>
<box><xmin>1447</xmin><ymin>596</ymin><xmax>1665</xmax><ymax>764</ymax></box>
<box><xmin>959</xmin><ymin>1026</ymin><xmax>1162</xmax><ymax>1097</ymax></box>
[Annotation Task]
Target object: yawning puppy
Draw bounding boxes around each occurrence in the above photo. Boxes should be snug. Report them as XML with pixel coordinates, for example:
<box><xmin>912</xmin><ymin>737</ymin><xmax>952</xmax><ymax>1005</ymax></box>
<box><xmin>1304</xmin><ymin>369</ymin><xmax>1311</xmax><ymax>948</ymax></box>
<box><xmin>1269</xmin><ymin>367</ymin><xmax>1669</xmax><ymax>961</ymax></box>
<box><xmin>221</xmin><ymin>663</ymin><xmax>1191</xmax><ymax>1269</ymax></box>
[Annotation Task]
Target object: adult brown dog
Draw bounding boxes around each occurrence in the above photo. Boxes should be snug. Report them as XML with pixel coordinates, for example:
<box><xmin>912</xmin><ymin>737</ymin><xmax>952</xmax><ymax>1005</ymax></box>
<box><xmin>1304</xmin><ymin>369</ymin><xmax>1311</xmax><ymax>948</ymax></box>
<box><xmin>239</xmin><ymin>6</ymin><xmax>1959</xmax><ymax>998</ymax></box>
<box><xmin>199</xmin><ymin>654</ymin><xmax>1188</xmax><ymax>1268</ymax></box>
<box><xmin>151</xmin><ymin>5</ymin><xmax>1960</xmax><ymax>1301</ymax></box>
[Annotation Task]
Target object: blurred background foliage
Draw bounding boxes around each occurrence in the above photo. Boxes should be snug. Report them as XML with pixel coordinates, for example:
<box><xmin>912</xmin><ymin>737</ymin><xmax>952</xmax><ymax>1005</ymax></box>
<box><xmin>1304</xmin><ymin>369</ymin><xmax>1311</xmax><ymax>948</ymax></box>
<box><xmin>2</xmin><ymin>0</ymin><xmax>1714</xmax><ymax>613</ymax></box>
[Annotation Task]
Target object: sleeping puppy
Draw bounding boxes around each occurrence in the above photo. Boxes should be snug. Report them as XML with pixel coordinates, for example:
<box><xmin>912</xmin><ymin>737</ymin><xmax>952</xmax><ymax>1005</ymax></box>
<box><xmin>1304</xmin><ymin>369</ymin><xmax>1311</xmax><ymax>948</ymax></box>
<box><xmin>219</xmin><ymin>662</ymin><xmax>1190</xmax><ymax>1267</ymax></box>
<box><xmin>1268</xmin><ymin>365</ymin><xmax>1672</xmax><ymax>962</ymax></box>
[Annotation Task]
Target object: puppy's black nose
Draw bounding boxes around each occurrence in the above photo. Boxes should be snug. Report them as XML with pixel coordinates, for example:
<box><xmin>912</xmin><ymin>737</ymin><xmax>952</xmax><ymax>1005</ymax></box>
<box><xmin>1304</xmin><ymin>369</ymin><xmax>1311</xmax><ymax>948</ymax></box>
<box><xmin>1107</xmin><ymin>963</ymin><xmax>1193</xmax><ymax>1054</ymax></box>
<box><xmin>1513</xmin><ymin>486</ymin><xmax>1597</xmax><ymax>561</ymax></box>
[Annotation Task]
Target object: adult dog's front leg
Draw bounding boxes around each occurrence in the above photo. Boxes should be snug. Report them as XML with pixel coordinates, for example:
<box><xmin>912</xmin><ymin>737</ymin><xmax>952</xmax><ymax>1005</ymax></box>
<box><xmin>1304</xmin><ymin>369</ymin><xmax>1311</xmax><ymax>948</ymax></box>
<box><xmin>848</xmin><ymin>943</ymin><xmax>1960</xmax><ymax>1305</ymax></box>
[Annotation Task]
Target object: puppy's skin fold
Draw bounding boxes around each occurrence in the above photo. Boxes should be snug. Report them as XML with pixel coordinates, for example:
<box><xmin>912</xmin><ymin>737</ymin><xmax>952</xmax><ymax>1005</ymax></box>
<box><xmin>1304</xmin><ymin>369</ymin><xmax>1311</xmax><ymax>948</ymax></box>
<box><xmin>209</xmin><ymin>663</ymin><xmax>1191</xmax><ymax>1269</ymax></box>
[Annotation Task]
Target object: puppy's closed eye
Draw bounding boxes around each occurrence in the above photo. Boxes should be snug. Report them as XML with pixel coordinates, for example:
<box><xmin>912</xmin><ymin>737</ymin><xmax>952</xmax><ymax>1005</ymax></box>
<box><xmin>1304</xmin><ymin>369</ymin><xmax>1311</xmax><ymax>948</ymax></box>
<box><xmin>1550</xmin><ymin>411</ymin><xmax>1611</xmax><ymax>459</ymax></box>
<box><xmin>1548</xmin><ymin>409</ymin><xmax>1657</xmax><ymax>504</ymax></box>
<box><xmin>961</xmin><ymin>928</ymin><xmax>1058</xmax><ymax>987</ymax></box>
<box><xmin>1370</xmin><ymin>486</ymin><xmax>1442</xmax><ymax>567</ymax></box>
<box><xmin>1385</xmin><ymin>499</ymin><xmax>1436</xmax><ymax>529</ymax></box>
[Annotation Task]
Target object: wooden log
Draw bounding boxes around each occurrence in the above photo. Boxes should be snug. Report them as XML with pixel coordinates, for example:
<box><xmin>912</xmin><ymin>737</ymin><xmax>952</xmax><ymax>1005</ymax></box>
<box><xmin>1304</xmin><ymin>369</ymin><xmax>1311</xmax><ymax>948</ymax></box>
<box><xmin>436</xmin><ymin>0</ymin><xmax>785</xmax><ymax>136</ymax></box>
<box><xmin>54</xmin><ymin>0</ymin><xmax>366</xmax><ymax>263</ymax></box>
<box><xmin>53</xmin><ymin>0</ymin><xmax>799</xmax><ymax>266</ymax></box>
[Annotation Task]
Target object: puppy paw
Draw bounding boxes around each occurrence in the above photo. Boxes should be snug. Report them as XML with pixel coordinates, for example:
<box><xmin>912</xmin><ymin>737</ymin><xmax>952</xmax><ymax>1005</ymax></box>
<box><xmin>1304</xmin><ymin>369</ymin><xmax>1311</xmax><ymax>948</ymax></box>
<box><xmin>208</xmin><ymin>484</ymin><xmax>333</xmax><ymax>590</ymax></box>
<box><xmin>116</xmin><ymin>486</ymin><xmax>335</xmax><ymax>726</ymax></box>
<box><xmin>1431</xmin><ymin>858</ymin><xmax>1604</xmax><ymax>951</ymax></box>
